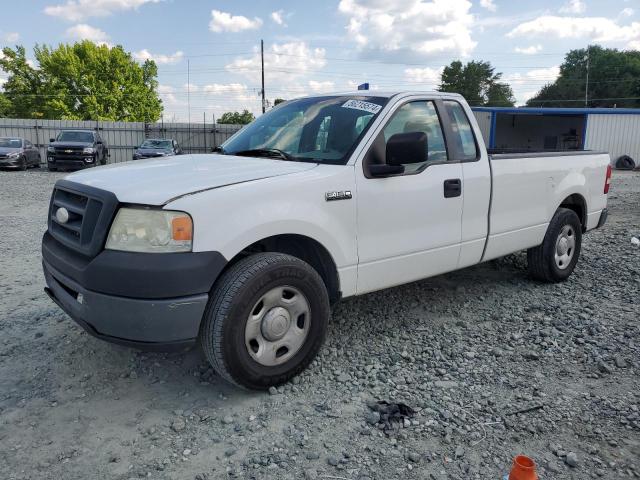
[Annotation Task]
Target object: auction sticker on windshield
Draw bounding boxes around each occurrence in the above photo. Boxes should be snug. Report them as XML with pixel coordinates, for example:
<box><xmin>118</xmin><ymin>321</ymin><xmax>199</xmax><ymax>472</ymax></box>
<box><xmin>342</xmin><ymin>100</ymin><xmax>383</xmax><ymax>114</ymax></box>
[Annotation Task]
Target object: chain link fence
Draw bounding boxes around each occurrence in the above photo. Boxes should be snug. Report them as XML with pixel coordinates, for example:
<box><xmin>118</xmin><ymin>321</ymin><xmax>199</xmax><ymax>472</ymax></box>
<box><xmin>0</xmin><ymin>118</ymin><xmax>243</xmax><ymax>165</ymax></box>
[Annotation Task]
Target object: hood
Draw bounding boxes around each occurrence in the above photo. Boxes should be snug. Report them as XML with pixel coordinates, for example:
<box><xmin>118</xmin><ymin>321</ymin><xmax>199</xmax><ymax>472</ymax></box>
<box><xmin>0</xmin><ymin>147</ymin><xmax>22</xmax><ymax>154</ymax></box>
<box><xmin>51</xmin><ymin>141</ymin><xmax>93</xmax><ymax>148</ymax></box>
<box><xmin>65</xmin><ymin>154</ymin><xmax>318</xmax><ymax>205</ymax></box>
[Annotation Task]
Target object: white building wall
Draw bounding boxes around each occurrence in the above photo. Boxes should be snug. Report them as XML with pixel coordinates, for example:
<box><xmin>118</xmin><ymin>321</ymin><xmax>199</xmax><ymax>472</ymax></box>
<box><xmin>585</xmin><ymin>114</ymin><xmax>640</xmax><ymax>164</ymax></box>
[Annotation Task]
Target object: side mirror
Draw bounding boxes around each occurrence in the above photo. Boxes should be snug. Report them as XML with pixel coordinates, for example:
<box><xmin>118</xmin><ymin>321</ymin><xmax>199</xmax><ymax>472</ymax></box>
<box><xmin>96</xmin><ymin>140</ymin><xmax>103</xmax><ymax>145</ymax></box>
<box><xmin>386</xmin><ymin>131</ymin><xmax>428</xmax><ymax>166</ymax></box>
<box><xmin>49</xmin><ymin>138</ymin><xmax>55</xmax><ymax>143</ymax></box>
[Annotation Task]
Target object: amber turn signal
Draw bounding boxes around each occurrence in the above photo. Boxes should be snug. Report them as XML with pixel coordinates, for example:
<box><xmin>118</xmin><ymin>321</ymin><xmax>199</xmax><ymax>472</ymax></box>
<box><xmin>172</xmin><ymin>216</ymin><xmax>193</xmax><ymax>241</ymax></box>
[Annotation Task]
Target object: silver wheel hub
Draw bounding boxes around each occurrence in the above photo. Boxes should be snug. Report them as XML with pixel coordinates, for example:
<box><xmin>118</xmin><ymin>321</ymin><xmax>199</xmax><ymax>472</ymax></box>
<box><xmin>261</xmin><ymin>307</ymin><xmax>291</xmax><ymax>341</ymax></box>
<box><xmin>554</xmin><ymin>225</ymin><xmax>576</xmax><ymax>270</ymax></box>
<box><xmin>245</xmin><ymin>286</ymin><xmax>311</xmax><ymax>367</ymax></box>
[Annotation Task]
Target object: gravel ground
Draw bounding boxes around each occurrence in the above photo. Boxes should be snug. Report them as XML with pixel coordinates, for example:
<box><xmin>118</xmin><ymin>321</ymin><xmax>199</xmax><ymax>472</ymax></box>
<box><xmin>0</xmin><ymin>169</ymin><xmax>638</xmax><ymax>480</ymax></box>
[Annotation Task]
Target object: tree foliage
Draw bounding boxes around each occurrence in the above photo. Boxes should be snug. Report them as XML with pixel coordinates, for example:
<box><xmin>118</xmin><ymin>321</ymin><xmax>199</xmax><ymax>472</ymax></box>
<box><xmin>527</xmin><ymin>46</ymin><xmax>640</xmax><ymax>108</ymax></box>
<box><xmin>273</xmin><ymin>98</ymin><xmax>286</xmax><ymax>106</ymax></box>
<box><xmin>438</xmin><ymin>60</ymin><xmax>515</xmax><ymax>107</ymax></box>
<box><xmin>218</xmin><ymin>110</ymin><xmax>255</xmax><ymax>124</ymax></box>
<box><xmin>0</xmin><ymin>41</ymin><xmax>163</xmax><ymax>121</ymax></box>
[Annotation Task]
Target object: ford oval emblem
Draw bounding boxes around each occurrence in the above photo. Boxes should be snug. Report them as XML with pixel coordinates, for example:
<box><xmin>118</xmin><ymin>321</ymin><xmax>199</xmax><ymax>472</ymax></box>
<box><xmin>56</xmin><ymin>207</ymin><xmax>70</xmax><ymax>224</ymax></box>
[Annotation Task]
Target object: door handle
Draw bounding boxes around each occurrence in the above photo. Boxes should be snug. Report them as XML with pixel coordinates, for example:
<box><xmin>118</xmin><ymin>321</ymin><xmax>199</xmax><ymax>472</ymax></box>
<box><xmin>443</xmin><ymin>179</ymin><xmax>462</xmax><ymax>198</ymax></box>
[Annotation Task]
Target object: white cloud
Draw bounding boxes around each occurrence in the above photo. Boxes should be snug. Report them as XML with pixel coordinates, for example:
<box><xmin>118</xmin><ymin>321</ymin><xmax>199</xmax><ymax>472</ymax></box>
<box><xmin>338</xmin><ymin>0</ymin><xmax>476</xmax><ymax>60</ymax></box>
<box><xmin>271</xmin><ymin>10</ymin><xmax>286</xmax><ymax>26</ymax></box>
<box><xmin>620</xmin><ymin>8</ymin><xmax>634</xmax><ymax>18</ymax></box>
<box><xmin>226</xmin><ymin>42</ymin><xmax>326</xmax><ymax>84</ymax></box>
<box><xmin>202</xmin><ymin>83</ymin><xmax>249</xmax><ymax>95</ymax></box>
<box><xmin>44</xmin><ymin>0</ymin><xmax>159</xmax><ymax>21</ymax></box>
<box><xmin>65</xmin><ymin>24</ymin><xmax>110</xmax><ymax>44</ymax></box>
<box><xmin>559</xmin><ymin>0</ymin><xmax>586</xmax><ymax>14</ymax></box>
<box><xmin>514</xmin><ymin>44</ymin><xmax>543</xmax><ymax>54</ymax></box>
<box><xmin>480</xmin><ymin>0</ymin><xmax>496</xmax><ymax>12</ymax></box>
<box><xmin>133</xmin><ymin>49</ymin><xmax>184</xmax><ymax>64</ymax></box>
<box><xmin>404</xmin><ymin>66</ymin><xmax>444</xmax><ymax>87</ymax></box>
<box><xmin>209</xmin><ymin>10</ymin><xmax>262</xmax><ymax>33</ymax></box>
<box><xmin>3</xmin><ymin>32</ymin><xmax>20</xmax><ymax>42</ymax></box>
<box><xmin>506</xmin><ymin>66</ymin><xmax>561</xmax><ymax>105</ymax></box>
<box><xmin>308</xmin><ymin>80</ymin><xmax>335</xmax><ymax>93</ymax></box>
<box><xmin>507</xmin><ymin>16</ymin><xmax>640</xmax><ymax>49</ymax></box>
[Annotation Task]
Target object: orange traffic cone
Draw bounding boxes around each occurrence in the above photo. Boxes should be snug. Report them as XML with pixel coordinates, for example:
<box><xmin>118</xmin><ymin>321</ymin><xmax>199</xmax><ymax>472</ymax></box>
<box><xmin>508</xmin><ymin>455</ymin><xmax>538</xmax><ymax>480</ymax></box>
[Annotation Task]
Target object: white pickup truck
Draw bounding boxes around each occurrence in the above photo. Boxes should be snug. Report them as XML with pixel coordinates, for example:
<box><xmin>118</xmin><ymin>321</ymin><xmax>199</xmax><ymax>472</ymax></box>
<box><xmin>42</xmin><ymin>92</ymin><xmax>611</xmax><ymax>389</ymax></box>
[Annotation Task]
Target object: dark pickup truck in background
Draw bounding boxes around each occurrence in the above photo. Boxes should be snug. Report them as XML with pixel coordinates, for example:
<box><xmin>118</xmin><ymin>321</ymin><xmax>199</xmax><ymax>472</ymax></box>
<box><xmin>47</xmin><ymin>130</ymin><xmax>109</xmax><ymax>171</ymax></box>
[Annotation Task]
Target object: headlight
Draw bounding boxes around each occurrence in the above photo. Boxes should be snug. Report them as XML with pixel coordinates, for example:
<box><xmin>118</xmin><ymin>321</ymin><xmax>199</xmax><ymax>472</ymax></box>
<box><xmin>83</xmin><ymin>147</ymin><xmax>95</xmax><ymax>154</ymax></box>
<box><xmin>7</xmin><ymin>151</ymin><xmax>20</xmax><ymax>158</ymax></box>
<box><xmin>106</xmin><ymin>208</ymin><xmax>193</xmax><ymax>253</ymax></box>
<box><xmin>47</xmin><ymin>146</ymin><xmax>55</xmax><ymax>153</ymax></box>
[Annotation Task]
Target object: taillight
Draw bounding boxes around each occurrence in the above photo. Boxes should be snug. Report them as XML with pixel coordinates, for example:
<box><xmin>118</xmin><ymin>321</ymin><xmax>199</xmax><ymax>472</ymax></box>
<box><xmin>604</xmin><ymin>164</ymin><xmax>612</xmax><ymax>194</ymax></box>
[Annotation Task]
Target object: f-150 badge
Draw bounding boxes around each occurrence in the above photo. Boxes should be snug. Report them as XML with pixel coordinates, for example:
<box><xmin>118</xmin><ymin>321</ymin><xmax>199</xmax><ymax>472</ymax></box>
<box><xmin>325</xmin><ymin>191</ymin><xmax>352</xmax><ymax>201</ymax></box>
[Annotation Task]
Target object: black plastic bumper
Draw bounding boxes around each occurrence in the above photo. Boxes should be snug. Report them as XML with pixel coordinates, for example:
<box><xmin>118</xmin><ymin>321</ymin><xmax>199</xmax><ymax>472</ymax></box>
<box><xmin>596</xmin><ymin>208</ymin><xmax>608</xmax><ymax>229</ymax></box>
<box><xmin>42</xmin><ymin>233</ymin><xmax>227</xmax><ymax>349</ymax></box>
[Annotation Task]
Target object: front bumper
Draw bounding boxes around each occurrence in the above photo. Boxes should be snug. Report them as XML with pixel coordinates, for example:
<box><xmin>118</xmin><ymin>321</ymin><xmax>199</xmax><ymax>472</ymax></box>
<box><xmin>48</xmin><ymin>158</ymin><xmax>93</xmax><ymax>170</ymax></box>
<box><xmin>42</xmin><ymin>232</ymin><xmax>227</xmax><ymax>350</ymax></box>
<box><xmin>0</xmin><ymin>158</ymin><xmax>22</xmax><ymax>168</ymax></box>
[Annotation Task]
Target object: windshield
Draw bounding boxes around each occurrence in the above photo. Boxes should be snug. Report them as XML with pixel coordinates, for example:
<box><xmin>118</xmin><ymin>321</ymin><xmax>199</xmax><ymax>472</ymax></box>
<box><xmin>221</xmin><ymin>96</ymin><xmax>389</xmax><ymax>164</ymax></box>
<box><xmin>140</xmin><ymin>139</ymin><xmax>172</xmax><ymax>149</ymax></box>
<box><xmin>56</xmin><ymin>131</ymin><xmax>94</xmax><ymax>143</ymax></box>
<box><xmin>0</xmin><ymin>138</ymin><xmax>22</xmax><ymax>148</ymax></box>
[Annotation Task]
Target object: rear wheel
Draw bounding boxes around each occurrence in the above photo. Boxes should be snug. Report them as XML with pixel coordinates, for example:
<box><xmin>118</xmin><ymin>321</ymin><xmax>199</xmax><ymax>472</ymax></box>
<box><xmin>200</xmin><ymin>253</ymin><xmax>330</xmax><ymax>390</ymax></box>
<box><xmin>527</xmin><ymin>208</ymin><xmax>582</xmax><ymax>282</ymax></box>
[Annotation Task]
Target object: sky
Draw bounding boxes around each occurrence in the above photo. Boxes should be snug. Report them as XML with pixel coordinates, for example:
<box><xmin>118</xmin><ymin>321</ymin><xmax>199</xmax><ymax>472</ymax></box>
<box><xmin>1</xmin><ymin>0</ymin><xmax>640</xmax><ymax>122</ymax></box>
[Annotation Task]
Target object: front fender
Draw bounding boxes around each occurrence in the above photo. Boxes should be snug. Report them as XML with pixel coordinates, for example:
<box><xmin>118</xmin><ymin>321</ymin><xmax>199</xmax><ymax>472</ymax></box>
<box><xmin>166</xmin><ymin>165</ymin><xmax>358</xmax><ymax>293</ymax></box>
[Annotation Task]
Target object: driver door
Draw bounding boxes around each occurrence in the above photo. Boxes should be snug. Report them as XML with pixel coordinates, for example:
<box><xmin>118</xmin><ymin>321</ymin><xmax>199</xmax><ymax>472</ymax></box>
<box><xmin>355</xmin><ymin>99</ymin><xmax>463</xmax><ymax>294</ymax></box>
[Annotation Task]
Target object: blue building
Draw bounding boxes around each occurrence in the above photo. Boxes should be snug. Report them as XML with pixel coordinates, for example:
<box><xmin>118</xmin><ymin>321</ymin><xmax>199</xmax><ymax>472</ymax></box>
<box><xmin>472</xmin><ymin>106</ymin><xmax>640</xmax><ymax>164</ymax></box>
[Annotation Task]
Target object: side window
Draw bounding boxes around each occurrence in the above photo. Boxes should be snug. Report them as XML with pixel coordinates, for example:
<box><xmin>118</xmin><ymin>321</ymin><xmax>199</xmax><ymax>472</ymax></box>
<box><xmin>443</xmin><ymin>100</ymin><xmax>478</xmax><ymax>160</ymax></box>
<box><xmin>382</xmin><ymin>101</ymin><xmax>447</xmax><ymax>173</ymax></box>
<box><xmin>25</xmin><ymin>140</ymin><xmax>32</xmax><ymax>148</ymax></box>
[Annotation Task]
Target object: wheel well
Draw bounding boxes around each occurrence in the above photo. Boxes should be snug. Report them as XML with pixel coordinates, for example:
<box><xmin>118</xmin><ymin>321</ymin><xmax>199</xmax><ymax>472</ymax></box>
<box><xmin>559</xmin><ymin>194</ymin><xmax>587</xmax><ymax>231</ymax></box>
<box><xmin>227</xmin><ymin>234</ymin><xmax>341</xmax><ymax>304</ymax></box>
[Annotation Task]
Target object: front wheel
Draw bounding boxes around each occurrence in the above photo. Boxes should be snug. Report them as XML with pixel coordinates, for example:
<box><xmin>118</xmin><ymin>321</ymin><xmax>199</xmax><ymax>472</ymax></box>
<box><xmin>200</xmin><ymin>253</ymin><xmax>330</xmax><ymax>390</ymax></box>
<box><xmin>527</xmin><ymin>208</ymin><xmax>582</xmax><ymax>282</ymax></box>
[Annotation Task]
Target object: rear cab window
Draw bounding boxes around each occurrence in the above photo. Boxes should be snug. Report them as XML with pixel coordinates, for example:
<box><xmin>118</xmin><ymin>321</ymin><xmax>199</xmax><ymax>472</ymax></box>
<box><xmin>443</xmin><ymin>100</ymin><xmax>478</xmax><ymax>161</ymax></box>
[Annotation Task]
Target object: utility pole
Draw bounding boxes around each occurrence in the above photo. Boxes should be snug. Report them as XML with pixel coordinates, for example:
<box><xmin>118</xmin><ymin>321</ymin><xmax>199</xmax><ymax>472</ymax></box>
<box><xmin>261</xmin><ymin>39</ymin><xmax>266</xmax><ymax>114</ymax></box>
<box><xmin>187</xmin><ymin>58</ymin><xmax>191</xmax><ymax>152</ymax></box>
<box><xmin>584</xmin><ymin>47</ymin><xmax>590</xmax><ymax>107</ymax></box>
<box><xmin>187</xmin><ymin>58</ymin><xmax>191</xmax><ymax>122</ymax></box>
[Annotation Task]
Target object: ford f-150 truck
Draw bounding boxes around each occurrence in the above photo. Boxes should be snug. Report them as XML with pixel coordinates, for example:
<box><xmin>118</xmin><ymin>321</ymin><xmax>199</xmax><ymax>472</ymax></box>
<box><xmin>42</xmin><ymin>92</ymin><xmax>611</xmax><ymax>389</ymax></box>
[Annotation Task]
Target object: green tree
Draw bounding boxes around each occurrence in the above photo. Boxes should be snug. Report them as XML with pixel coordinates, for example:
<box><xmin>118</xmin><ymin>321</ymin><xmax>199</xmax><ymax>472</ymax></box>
<box><xmin>0</xmin><ymin>41</ymin><xmax>163</xmax><ymax>121</ymax></box>
<box><xmin>0</xmin><ymin>93</ymin><xmax>12</xmax><ymax>117</ymax></box>
<box><xmin>527</xmin><ymin>45</ymin><xmax>640</xmax><ymax>108</ymax></box>
<box><xmin>438</xmin><ymin>60</ymin><xmax>515</xmax><ymax>107</ymax></box>
<box><xmin>218</xmin><ymin>109</ymin><xmax>255</xmax><ymax>124</ymax></box>
<box><xmin>0</xmin><ymin>45</ymin><xmax>46</xmax><ymax>118</ymax></box>
<box><xmin>273</xmin><ymin>98</ymin><xmax>286</xmax><ymax>106</ymax></box>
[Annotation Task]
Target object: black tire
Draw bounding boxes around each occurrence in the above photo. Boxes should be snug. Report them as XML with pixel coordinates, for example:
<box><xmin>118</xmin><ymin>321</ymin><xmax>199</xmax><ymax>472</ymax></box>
<box><xmin>48</xmin><ymin>165</ymin><xmax>57</xmax><ymax>172</ymax></box>
<box><xmin>527</xmin><ymin>208</ymin><xmax>582</xmax><ymax>283</ymax></box>
<box><xmin>615</xmin><ymin>155</ymin><xmax>635</xmax><ymax>170</ymax></box>
<box><xmin>200</xmin><ymin>252</ymin><xmax>330</xmax><ymax>390</ymax></box>
<box><xmin>19</xmin><ymin>157</ymin><xmax>27</xmax><ymax>171</ymax></box>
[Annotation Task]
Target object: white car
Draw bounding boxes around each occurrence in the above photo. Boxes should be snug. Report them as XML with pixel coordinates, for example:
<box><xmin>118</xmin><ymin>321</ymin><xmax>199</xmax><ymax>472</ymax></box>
<box><xmin>42</xmin><ymin>92</ymin><xmax>611</xmax><ymax>389</ymax></box>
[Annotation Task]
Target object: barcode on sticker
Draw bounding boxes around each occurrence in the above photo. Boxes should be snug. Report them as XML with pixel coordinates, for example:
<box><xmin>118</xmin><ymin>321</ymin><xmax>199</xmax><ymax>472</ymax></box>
<box><xmin>342</xmin><ymin>100</ymin><xmax>382</xmax><ymax>114</ymax></box>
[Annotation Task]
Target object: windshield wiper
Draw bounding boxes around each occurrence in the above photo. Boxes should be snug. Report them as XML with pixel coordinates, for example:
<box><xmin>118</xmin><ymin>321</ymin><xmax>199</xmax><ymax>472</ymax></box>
<box><xmin>231</xmin><ymin>148</ymin><xmax>296</xmax><ymax>161</ymax></box>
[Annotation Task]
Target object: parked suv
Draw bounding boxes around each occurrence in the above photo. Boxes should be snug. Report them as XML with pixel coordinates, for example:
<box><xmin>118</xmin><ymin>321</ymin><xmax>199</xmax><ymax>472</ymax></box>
<box><xmin>47</xmin><ymin>130</ymin><xmax>108</xmax><ymax>171</ymax></box>
<box><xmin>133</xmin><ymin>138</ymin><xmax>182</xmax><ymax>160</ymax></box>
